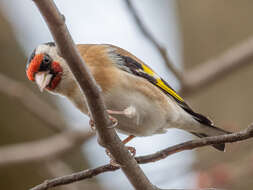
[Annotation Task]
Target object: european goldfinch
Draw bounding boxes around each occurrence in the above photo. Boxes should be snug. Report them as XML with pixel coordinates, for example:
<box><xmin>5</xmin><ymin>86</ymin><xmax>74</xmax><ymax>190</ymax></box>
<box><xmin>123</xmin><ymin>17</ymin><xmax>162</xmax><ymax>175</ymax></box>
<box><xmin>26</xmin><ymin>42</ymin><xmax>230</xmax><ymax>151</ymax></box>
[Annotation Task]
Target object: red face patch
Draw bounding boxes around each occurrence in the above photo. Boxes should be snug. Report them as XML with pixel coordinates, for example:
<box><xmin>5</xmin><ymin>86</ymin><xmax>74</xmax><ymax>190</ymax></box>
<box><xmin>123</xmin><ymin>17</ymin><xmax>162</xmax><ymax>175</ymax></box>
<box><xmin>26</xmin><ymin>53</ymin><xmax>63</xmax><ymax>90</ymax></box>
<box><xmin>26</xmin><ymin>54</ymin><xmax>44</xmax><ymax>81</ymax></box>
<box><xmin>51</xmin><ymin>61</ymin><xmax>63</xmax><ymax>74</ymax></box>
<box><xmin>46</xmin><ymin>61</ymin><xmax>63</xmax><ymax>90</ymax></box>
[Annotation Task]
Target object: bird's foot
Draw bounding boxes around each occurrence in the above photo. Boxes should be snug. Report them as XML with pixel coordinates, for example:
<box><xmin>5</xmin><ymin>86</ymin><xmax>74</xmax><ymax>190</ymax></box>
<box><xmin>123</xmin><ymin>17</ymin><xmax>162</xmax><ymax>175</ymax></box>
<box><xmin>106</xmin><ymin>146</ymin><xmax>136</xmax><ymax>167</ymax></box>
<box><xmin>105</xmin><ymin>149</ymin><xmax>120</xmax><ymax>167</ymax></box>
<box><xmin>106</xmin><ymin>135</ymin><xmax>136</xmax><ymax>166</ymax></box>
<box><xmin>88</xmin><ymin>112</ymin><xmax>96</xmax><ymax>131</ymax></box>
<box><xmin>88</xmin><ymin>111</ymin><xmax>118</xmax><ymax>130</ymax></box>
<box><xmin>126</xmin><ymin>146</ymin><xmax>136</xmax><ymax>157</ymax></box>
<box><xmin>107</xmin><ymin>115</ymin><xmax>118</xmax><ymax>129</ymax></box>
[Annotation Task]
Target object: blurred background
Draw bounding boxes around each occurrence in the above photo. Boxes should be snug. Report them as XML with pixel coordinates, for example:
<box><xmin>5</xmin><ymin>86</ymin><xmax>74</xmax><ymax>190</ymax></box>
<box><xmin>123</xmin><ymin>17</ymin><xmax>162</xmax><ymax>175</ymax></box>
<box><xmin>0</xmin><ymin>0</ymin><xmax>253</xmax><ymax>189</ymax></box>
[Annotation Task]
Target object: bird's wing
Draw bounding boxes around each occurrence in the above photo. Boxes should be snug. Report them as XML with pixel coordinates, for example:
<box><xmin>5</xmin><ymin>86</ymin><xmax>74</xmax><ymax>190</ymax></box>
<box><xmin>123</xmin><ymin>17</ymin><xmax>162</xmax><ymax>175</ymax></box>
<box><xmin>107</xmin><ymin>45</ymin><xmax>213</xmax><ymax>126</ymax></box>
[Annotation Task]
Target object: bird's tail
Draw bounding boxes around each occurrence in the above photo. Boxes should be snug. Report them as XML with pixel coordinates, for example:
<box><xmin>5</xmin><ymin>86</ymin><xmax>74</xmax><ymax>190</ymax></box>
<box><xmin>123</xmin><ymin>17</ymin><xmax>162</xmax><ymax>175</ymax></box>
<box><xmin>191</xmin><ymin>125</ymin><xmax>231</xmax><ymax>151</ymax></box>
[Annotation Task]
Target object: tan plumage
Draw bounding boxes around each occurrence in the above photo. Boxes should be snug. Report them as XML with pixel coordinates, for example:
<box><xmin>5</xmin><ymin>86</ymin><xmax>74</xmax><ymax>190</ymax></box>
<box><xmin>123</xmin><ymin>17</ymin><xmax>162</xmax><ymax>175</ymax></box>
<box><xmin>26</xmin><ymin>43</ymin><xmax>230</xmax><ymax>151</ymax></box>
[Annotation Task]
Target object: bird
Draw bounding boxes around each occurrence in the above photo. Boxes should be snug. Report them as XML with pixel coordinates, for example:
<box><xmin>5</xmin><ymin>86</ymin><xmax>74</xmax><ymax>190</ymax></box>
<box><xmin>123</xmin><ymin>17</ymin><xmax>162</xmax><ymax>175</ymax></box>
<box><xmin>26</xmin><ymin>42</ymin><xmax>230</xmax><ymax>152</ymax></box>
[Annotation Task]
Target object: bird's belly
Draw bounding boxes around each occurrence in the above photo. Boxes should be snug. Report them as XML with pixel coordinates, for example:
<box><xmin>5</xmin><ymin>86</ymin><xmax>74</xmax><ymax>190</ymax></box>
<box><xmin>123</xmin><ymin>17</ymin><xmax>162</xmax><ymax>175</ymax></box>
<box><xmin>104</xmin><ymin>90</ymin><xmax>169</xmax><ymax>136</ymax></box>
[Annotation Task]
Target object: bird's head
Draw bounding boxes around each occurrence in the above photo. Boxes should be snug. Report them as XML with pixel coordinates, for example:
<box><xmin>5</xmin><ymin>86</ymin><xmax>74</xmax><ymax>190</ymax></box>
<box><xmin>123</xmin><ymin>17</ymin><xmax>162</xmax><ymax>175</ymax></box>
<box><xmin>26</xmin><ymin>42</ymin><xmax>71</xmax><ymax>93</ymax></box>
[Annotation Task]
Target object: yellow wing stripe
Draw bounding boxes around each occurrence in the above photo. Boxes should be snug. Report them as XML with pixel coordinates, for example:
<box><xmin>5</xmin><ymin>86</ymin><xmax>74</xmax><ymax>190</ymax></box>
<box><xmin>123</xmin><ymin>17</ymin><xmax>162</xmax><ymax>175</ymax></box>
<box><xmin>142</xmin><ymin>64</ymin><xmax>155</xmax><ymax>76</ymax></box>
<box><xmin>142</xmin><ymin>64</ymin><xmax>184</xmax><ymax>102</ymax></box>
<box><xmin>156</xmin><ymin>78</ymin><xmax>184</xmax><ymax>102</ymax></box>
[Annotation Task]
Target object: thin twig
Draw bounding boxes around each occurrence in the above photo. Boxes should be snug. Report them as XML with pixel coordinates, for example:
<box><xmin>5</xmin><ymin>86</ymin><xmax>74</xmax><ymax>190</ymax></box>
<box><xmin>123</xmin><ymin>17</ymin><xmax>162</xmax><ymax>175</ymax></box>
<box><xmin>136</xmin><ymin>124</ymin><xmax>253</xmax><ymax>163</ymax></box>
<box><xmin>31</xmin><ymin>124</ymin><xmax>253</xmax><ymax>190</ymax></box>
<box><xmin>124</xmin><ymin>0</ymin><xmax>183</xmax><ymax>82</ymax></box>
<box><xmin>32</xmin><ymin>0</ymin><xmax>155</xmax><ymax>189</ymax></box>
<box><xmin>44</xmin><ymin>159</ymin><xmax>104</xmax><ymax>190</ymax></box>
<box><xmin>44</xmin><ymin>160</ymin><xmax>81</xmax><ymax>190</ymax></box>
<box><xmin>30</xmin><ymin>164</ymin><xmax>118</xmax><ymax>190</ymax></box>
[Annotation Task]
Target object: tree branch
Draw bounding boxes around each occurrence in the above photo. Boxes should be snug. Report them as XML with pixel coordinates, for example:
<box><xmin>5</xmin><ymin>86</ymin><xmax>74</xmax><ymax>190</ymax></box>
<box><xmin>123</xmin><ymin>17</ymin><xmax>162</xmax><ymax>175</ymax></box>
<box><xmin>44</xmin><ymin>160</ymin><xmax>82</xmax><ymax>190</ymax></box>
<box><xmin>32</xmin><ymin>0</ymin><xmax>154</xmax><ymax>190</ymax></box>
<box><xmin>136</xmin><ymin>124</ymin><xmax>253</xmax><ymax>164</ymax></box>
<box><xmin>30</xmin><ymin>123</ymin><xmax>253</xmax><ymax>190</ymax></box>
<box><xmin>44</xmin><ymin>159</ymin><xmax>104</xmax><ymax>190</ymax></box>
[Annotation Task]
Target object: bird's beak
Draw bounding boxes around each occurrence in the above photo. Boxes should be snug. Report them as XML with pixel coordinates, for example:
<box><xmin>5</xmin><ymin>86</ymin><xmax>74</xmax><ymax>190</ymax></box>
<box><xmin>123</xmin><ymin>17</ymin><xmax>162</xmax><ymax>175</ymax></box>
<box><xmin>35</xmin><ymin>72</ymin><xmax>53</xmax><ymax>92</ymax></box>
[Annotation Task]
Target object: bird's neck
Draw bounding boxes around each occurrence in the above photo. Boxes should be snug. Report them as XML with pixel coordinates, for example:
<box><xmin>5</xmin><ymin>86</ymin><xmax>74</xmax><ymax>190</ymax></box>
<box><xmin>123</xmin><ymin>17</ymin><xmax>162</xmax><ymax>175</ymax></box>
<box><xmin>54</xmin><ymin>76</ymin><xmax>89</xmax><ymax>115</ymax></box>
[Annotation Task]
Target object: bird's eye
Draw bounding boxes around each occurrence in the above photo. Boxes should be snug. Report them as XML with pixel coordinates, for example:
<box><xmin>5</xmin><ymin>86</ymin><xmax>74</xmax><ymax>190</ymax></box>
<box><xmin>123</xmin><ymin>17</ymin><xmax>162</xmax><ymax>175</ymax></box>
<box><xmin>39</xmin><ymin>54</ymin><xmax>52</xmax><ymax>71</ymax></box>
<box><xmin>43</xmin><ymin>54</ymin><xmax>52</xmax><ymax>65</ymax></box>
<box><xmin>43</xmin><ymin>57</ymin><xmax>50</xmax><ymax>64</ymax></box>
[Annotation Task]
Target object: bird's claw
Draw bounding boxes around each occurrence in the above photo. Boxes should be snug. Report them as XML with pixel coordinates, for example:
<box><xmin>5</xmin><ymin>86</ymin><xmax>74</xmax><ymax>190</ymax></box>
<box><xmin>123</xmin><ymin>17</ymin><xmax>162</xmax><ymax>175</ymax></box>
<box><xmin>126</xmin><ymin>146</ymin><xmax>136</xmax><ymax>157</ymax></box>
<box><xmin>88</xmin><ymin>112</ymin><xmax>118</xmax><ymax>130</ymax></box>
<box><xmin>89</xmin><ymin>118</ymin><xmax>96</xmax><ymax>131</ymax></box>
<box><xmin>106</xmin><ymin>149</ymin><xmax>120</xmax><ymax>167</ymax></box>
<box><xmin>107</xmin><ymin>115</ymin><xmax>118</xmax><ymax>128</ymax></box>
<box><xmin>88</xmin><ymin>112</ymin><xmax>96</xmax><ymax>131</ymax></box>
<box><xmin>106</xmin><ymin>146</ymin><xmax>136</xmax><ymax>167</ymax></box>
